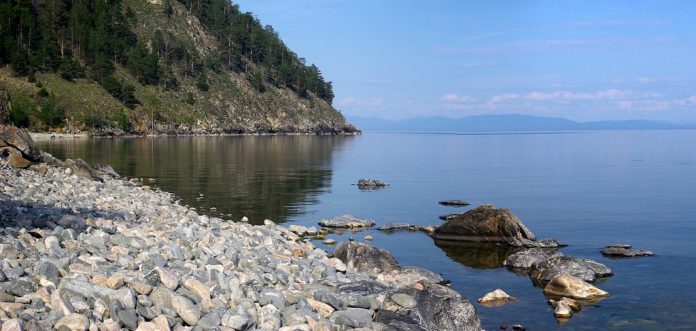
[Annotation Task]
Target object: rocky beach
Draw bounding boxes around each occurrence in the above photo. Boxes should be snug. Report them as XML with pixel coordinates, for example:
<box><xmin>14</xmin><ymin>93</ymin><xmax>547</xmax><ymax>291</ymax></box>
<box><xmin>0</xmin><ymin>128</ymin><xmax>481</xmax><ymax>330</ymax></box>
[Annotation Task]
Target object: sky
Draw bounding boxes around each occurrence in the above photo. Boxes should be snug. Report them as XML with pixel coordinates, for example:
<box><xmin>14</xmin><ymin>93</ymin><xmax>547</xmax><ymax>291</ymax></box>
<box><xmin>233</xmin><ymin>0</ymin><xmax>696</xmax><ymax>122</ymax></box>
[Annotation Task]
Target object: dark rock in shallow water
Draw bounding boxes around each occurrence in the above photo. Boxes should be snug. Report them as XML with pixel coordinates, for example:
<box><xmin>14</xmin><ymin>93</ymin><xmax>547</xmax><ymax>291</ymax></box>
<box><xmin>433</xmin><ymin>204</ymin><xmax>560</xmax><ymax>248</ymax></box>
<box><xmin>439</xmin><ymin>213</ymin><xmax>465</xmax><ymax>221</ymax></box>
<box><xmin>356</xmin><ymin>178</ymin><xmax>389</xmax><ymax>189</ymax></box>
<box><xmin>378</xmin><ymin>223</ymin><xmax>416</xmax><ymax>231</ymax></box>
<box><xmin>319</xmin><ymin>215</ymin><xmax>375</xmax><ymax>228</ymax></box>
<box><xmin>503</xmin><ymin>248</ymin><xmax>563</xmax><ymax>269</ymax></box>
<box><xmin>530</xmin><ymin>255</ymin><xmax>613</xmax><ymax>283</ymax></box>
<box><xmin>333</xmin><ymin>241</ymin><xmax>400</xmax><ymax>274</ymax></box>
<box><xmin>439</xmin><ymin>200</ymin><xmax>470</xmax><ymax>207</ymax></box>
<box><xmin>601</xmin><ymin>244</ymin><xmax>654</xmax><ymax>258</ymax></box>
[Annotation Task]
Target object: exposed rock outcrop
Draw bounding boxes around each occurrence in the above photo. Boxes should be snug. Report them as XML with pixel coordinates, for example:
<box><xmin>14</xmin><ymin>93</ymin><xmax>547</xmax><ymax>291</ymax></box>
<box><xmin>433</xmin><ymin>204</ymin><xmax>560</xmax><ymax>248</ymax></box>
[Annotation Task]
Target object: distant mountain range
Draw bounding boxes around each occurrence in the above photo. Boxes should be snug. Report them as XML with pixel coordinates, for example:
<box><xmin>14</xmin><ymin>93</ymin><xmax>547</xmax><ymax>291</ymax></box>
<box><xmin>348</xmin><ymin>114</ymin><xmax>696</xmax><ymax>133</ymax></box>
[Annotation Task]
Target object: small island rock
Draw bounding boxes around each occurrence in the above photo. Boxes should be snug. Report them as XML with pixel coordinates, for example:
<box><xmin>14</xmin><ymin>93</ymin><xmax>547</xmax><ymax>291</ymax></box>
<box><xmin>439</xmin><ymin>199</ymin><xmax>470</xmax><ymax>207</ymax></box>
<box><xmin>601</xmin><ymin>244</ymin><xmax>654</xmax><ymax>257</ymax></box>
<box><xmin>319</xmin><ymin>215</ymin><xmax>375</xmax><ymax>228</ymax></box>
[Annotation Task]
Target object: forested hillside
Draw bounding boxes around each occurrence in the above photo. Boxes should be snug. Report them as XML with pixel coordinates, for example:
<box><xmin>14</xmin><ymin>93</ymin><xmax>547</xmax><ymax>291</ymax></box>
<box><xmin>0</xmin><ymin>0</ymin><xmax>356</xmax><ymax>134</ymax></box>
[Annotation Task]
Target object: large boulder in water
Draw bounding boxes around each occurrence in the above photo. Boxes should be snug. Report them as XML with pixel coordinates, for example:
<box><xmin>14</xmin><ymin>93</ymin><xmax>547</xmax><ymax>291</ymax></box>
<box><xmin>529</xmin><ymin>255</ymin><xmax>613</xmax><ymax>283</ymax></box>
<box><xmin>333</xmin><ymin>241</ymin><xmax>400</xmax><ymax>274</ymax></box>
<box><xmin>433</xmin><ymin>204</ymin><xmax>541</xmax><ymax>245</ymax></box>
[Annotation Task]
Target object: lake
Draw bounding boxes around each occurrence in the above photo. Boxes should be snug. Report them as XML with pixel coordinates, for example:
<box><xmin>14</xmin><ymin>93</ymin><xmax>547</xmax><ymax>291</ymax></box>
<box><xmin>37</xmin><ymin>130</ymin><xmax>696</xmax><ymax>330</ymax></box>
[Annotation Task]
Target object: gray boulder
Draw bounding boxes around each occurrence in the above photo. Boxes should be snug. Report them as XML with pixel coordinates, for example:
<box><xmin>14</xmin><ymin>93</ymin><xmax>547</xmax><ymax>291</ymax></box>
<box><xmin>529</xmin><ymin>256</ymin><xmax>613</xmax><ymax>283</ymax></box>
<box><xmin>601</xmin><ymin>244</ymin><xmax>654</xmax><ymax>258</ymax></box>
<box><xmin>386</xmin><ymin>285</ymin><xmax>481</xmax><ymax>331</ymax></box>
<box><xmin>503</xmin><ymin>248</ymin><xmax>564</xmax><ymax>269</ymax></box>
<box><xmin>319</xmin><ymin>215</ymin><xmax>375</xmax><ymax>228</ymax></box>
<box><xmin>333</xmin><ymin>241</ymin><xmax>400</xmax><ymax>274</ymax></box>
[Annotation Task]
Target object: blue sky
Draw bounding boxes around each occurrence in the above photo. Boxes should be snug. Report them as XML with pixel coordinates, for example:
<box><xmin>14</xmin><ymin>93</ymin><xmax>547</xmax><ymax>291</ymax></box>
<box><xmin>234</xmin><ymin>0</ymin><xmax>696</xmax><ymax>122</ymax></box>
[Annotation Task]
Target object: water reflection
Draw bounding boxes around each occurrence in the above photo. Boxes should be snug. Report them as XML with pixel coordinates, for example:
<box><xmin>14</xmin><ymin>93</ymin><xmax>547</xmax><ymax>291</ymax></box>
<box><xmin>38</xmin><ymin>136</ymin><xmax>353</xmax><ymax>224</ymax></box>
<box><xmin>434</xmin><ymin>240</ymin><xmax>519</xmax><ymax>269</ymax></box>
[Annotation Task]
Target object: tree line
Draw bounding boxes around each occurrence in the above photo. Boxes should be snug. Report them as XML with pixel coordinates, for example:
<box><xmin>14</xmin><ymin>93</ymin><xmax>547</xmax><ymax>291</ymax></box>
<box><xmin>0</xmin><ymin>0</ymin><xmax>335</xmax><ymax>114</ymax></box>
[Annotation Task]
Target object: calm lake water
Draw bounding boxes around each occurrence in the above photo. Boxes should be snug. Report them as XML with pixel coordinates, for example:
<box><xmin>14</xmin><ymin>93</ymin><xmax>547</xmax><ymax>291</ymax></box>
<box><xmin>38</xmin><ymin>131</ymin><xmax>696</xmax><ymax>330</ymax></box>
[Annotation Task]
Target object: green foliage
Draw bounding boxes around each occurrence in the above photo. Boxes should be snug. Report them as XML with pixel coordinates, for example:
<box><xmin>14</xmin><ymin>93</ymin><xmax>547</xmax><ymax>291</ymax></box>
<box><xmin>128</xmin><ymin>43</ymin><xmax>162</xmax><ymax>85</ymax></box>
<box><xmin>248</xmin><ymin>68</ymin><xmax>266</xmax><ymax>93</ymax></box>
<box><xmin>38</xmin><ymin>96</ymin><xmax>65</xmax><ymax>127</ymax></box>
<box><xmin>164</xmin><ymin>0</ymin><xmax>174</xmax><ymax>17</ymax></box>
<box><xmin>176</xmin><ymin>0</ymin><xmax>335</xmax><ymax>103</ymax></box>
<box><xmin>117</xmin><ymin>110</ymin><xmax>130</xmax><ymax>131</ymax></box>
<box><xmin>9</xmin><ymin>96</ymin><xmax>32</xmax><ymax>128</ymax></box>
<box><xmin>104</xmin><ymin>75</ymin><xmax>139</xmax><ymax>109</ymax></box>
<box><xmin>59</xmin><ymin>58</ymin><xmax>86</xmax><ymax>82</ymax></box>
<box><xmin>196</xmin><ymin>74</ymin><xmax>209</xmax><ymax>92</ymax></box>
<box><xmin>186</xmin><ymin>92</ymin><xmax>195</xmax><ymax>105</ymax></box>
<box><xmin>37</xmin><ymin>88</ymin><xmax>50</xmax><ymax>98</ymax></box>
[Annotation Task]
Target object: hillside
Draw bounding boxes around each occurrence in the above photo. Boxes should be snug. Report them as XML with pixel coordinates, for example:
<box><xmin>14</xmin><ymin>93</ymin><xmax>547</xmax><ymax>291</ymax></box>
<box><xmin>0</xmin><ymin>0</ymin><xmax>357</xmax><ymax>135</ymax></box>
<box><xmin>348</xmin><ymin>114</ymin><xmax>694</xmax><ymax>133</ymax></box>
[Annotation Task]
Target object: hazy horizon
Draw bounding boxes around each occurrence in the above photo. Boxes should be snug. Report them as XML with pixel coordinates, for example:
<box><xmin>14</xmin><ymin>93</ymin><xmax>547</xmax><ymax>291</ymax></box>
<box><xmin>235</xmin><ymin>0</ymin><xmax>696</xmax><ymax>123</ymax></box>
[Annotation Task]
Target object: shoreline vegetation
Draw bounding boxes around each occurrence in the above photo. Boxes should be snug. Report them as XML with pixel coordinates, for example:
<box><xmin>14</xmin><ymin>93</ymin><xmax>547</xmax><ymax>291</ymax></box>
<box><xmin>1</xmin><ymin>124</ymin><xmax>480</xmax><ymax>330</ymax></box>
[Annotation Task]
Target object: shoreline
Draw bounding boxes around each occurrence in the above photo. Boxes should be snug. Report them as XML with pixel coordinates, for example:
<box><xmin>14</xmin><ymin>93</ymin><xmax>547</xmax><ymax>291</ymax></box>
<box><xmin>29</xmin><ymin>131</ymin><xmax>361</xmax><ymax>140</ymax></box>
<box><xmin>0</xmin><ymin>159</ymin><xmax>481</xmax><ymax>330</ymax></box>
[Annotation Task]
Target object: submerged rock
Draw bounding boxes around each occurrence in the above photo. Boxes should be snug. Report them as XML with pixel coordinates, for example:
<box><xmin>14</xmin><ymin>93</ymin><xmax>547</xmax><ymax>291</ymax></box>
<box><xmin>318</xmin><ymin>215</ymin><xmax>375</xmax><ymax>228</ymax></box>
<box><xmin>601</xmin><ymin>244</ymin><xmax>654</xmax><ymax>258</ymax></box>
<box><xmin>529</xmin><ymin>256</ymin><xmax>613</xmax><ymax>283</ymax></box>
<box><xmin>548</xmin><ymin>297</ymin><xmax>582</xmax><ymax>318</ymax></box>
<box><xmin>439</xmin><ymin>200</ymin><xmax>470</xmax><ymax>207</ymax></box>
<box><xmin>543</xmin><ymin>274</ymin><xmax>609</xmax><ymax>300</ymax></box>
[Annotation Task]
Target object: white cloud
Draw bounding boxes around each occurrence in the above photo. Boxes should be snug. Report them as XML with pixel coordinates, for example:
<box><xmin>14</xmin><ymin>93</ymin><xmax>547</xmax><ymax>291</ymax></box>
<box><xmin>677</xmin><ymin>95</ymin><xmax>696</xmax><ymax>106</ymax></box>
<box><xmin>339</xmin><ymin>97</ymin><xmax>384</xmax><ymax>107</ymax></box>
<box><xmin>442</xmin><ymin>93</ymin><xmax>474</xmax><ymax>102</ymax></box>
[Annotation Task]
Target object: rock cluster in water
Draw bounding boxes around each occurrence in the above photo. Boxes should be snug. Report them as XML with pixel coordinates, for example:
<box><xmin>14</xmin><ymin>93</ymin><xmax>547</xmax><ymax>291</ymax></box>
<box><xmin>0</xmin><ymin>140</ymin><xmax>482</xmax><ymax>330</ymax></box>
